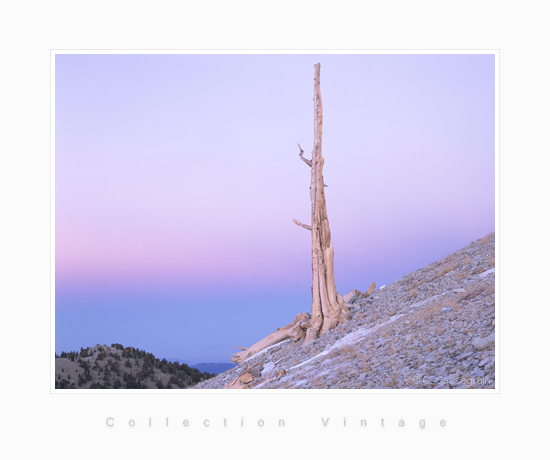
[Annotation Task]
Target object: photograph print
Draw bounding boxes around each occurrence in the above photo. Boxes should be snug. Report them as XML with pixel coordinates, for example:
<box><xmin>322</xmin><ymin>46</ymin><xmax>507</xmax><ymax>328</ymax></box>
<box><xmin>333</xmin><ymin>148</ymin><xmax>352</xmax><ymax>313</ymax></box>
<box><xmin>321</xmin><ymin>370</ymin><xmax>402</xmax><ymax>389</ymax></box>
<box><xmin>54</xmin><ymin>52</ymin><xmax>496</xmax><ymax>390</ymax></box>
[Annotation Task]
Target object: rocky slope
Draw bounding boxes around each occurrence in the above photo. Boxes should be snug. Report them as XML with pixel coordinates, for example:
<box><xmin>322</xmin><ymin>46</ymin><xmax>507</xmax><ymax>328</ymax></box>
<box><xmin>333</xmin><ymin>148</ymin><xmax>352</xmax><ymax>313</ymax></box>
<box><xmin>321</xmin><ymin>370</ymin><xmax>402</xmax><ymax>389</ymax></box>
<box><xmin>195</xmin><ymin>232</ymin><xmax>496</xmax><ymax>390</ymax></box>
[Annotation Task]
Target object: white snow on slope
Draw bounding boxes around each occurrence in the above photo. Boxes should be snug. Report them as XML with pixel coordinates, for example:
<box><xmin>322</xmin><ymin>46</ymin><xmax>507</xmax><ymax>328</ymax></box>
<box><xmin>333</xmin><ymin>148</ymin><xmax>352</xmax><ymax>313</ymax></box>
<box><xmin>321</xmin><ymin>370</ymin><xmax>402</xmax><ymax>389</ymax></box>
<box><xmin>256</xmin><ymin>267</ymin><xmax>496</xmax><ymax>381</ymax></box>
<box><xmin>475</xmin><ymin>268</ymin><xmax>495</xmax><ymax>279</ymax></box>
<box><xmin>288</xmin><ymin>314</ymin><xmax>405</xmax><ymax>371</ymax></box>
<box><xmin>240</xmin><ymin>339</ymin><xmax>291</xmax><ymax>364</ymax></box>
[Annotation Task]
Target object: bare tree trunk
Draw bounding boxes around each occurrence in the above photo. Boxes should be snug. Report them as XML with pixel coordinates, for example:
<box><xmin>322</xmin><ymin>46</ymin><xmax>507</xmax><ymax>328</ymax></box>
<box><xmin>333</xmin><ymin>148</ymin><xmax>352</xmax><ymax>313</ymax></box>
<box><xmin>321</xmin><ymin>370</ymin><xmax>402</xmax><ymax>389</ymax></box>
<box><xmin>227</xmin><ymin>64</ymin><xmax>352</xmax><ymax>368</ymax></box>
<box><xmin>295</xmin><ymin>63</ymin><xmax>350</xmax><ymax>344</ymax></box>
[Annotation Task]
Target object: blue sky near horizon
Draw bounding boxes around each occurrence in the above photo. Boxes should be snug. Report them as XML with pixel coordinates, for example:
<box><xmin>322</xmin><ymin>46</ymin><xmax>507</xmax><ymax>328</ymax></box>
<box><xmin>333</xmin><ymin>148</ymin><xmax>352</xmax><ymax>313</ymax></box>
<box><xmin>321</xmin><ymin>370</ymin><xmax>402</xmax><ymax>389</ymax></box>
<box><xmin>55</xmin><ymin>53</ymin><xmax>495</xmax><ymax>363</ymax></box>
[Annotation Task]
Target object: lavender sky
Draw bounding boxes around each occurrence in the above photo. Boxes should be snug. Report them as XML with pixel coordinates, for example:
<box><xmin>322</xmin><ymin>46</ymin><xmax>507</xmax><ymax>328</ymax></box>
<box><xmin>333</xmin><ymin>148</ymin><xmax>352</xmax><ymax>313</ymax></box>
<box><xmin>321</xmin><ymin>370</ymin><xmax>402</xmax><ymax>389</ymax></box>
<box><xmin>55</xmin><ymin>53</ymin><xmax>495</xmax><ymax>363</ymax></box>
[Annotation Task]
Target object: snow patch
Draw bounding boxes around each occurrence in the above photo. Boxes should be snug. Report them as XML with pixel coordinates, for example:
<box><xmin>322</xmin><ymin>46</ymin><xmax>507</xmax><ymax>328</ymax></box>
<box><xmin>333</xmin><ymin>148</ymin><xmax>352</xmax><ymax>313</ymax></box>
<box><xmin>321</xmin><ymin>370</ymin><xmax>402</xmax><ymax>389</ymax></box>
<box><xmin>261</xmin><ymin>361</ymin><xmax>276</xmax><ymax>376</ymax></box>
<box><xmin>292</xmin><ymin>379</ymin><xmax>309</xmax><ymax>388</ymax></box>
<box><xmin>241</xmin><ymin>339</ymin><xmax>291</xmax><ymax>364</ymax></box>
<box><xmin>409</xmin><ymin>291</ymin><xmax>448</xmax><ymax>310</ymax></box>
<box><xmin>475</xmin><ymin>268</ymin><xmax>495</xmax><ymax>279</ymax></box>
<box><xmin>289</xmin><ymin>314</ymin><xmax>405</xmax><ymax>371</ymax></box>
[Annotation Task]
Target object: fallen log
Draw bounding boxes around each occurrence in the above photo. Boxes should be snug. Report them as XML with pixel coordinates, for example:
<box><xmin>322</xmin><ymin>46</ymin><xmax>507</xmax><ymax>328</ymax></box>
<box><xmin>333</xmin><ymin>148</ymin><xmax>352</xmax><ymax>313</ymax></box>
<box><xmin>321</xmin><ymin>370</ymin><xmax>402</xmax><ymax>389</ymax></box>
<box><xmin>231</xmin><ymin>313</ymin><xmax>311</xmax><ymax>364</ymax></box>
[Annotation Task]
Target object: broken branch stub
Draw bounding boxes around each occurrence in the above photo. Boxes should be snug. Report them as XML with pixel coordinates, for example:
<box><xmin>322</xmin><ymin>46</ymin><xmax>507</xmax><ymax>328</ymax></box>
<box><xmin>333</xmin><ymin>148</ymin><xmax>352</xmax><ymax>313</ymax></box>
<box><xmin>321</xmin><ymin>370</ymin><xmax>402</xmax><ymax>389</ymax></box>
<box><xmin>366</xmin><ymin>282</ymin><xmax>376</xmax><ymax>296</ymax></box>
<box><xmin>293</xmin><ymin>218</ymin><xmax>312</xmax><ymax>231</ymax></box>
<box><xmin>297</xmin><ymin>143</ymin><xmax>312</xmax><ymax>167</ymax></box>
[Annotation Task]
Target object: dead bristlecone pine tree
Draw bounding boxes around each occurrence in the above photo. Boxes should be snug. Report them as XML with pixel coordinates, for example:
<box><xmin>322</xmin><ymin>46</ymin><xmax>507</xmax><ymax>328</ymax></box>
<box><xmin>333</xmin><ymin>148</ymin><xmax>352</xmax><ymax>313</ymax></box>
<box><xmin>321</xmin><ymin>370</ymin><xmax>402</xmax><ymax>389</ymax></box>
<box><xmin>230</xmin><ymin>64</ymin><xmax>352</xmax><ymax>364</ymax></box>
<box><xmin>293</xmin><ymin>63</ymin><xmax>351</xmax><ymax>343</ymax></box>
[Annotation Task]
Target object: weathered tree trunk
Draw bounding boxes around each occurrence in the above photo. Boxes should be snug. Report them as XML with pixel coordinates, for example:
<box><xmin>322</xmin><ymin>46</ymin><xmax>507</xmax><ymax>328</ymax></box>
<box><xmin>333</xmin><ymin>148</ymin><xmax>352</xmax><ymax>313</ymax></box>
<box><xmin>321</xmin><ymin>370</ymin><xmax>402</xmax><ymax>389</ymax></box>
<box><xmin>227</xmin><ymin>64</ymin><xmax>352</xmax><ymax>368</ymax></box>
<box><xmin>294</xmin><ymin>63</ymin><xmax>350</xmax><ymax>344</ymax></box>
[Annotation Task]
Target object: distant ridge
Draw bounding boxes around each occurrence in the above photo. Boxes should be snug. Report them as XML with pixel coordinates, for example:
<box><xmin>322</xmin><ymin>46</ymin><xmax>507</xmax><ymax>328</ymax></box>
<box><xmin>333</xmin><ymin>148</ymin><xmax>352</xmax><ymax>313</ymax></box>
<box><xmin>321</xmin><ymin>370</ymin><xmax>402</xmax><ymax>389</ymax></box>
<box><xmin>163</xmin><ymin>360</ymin><xmax>237</xmax><ymax>374</ymax></box>
<box><xmin>193</xmin><ymin>362</ymin><xmax>237</xmax><ymax>374</ymax></box>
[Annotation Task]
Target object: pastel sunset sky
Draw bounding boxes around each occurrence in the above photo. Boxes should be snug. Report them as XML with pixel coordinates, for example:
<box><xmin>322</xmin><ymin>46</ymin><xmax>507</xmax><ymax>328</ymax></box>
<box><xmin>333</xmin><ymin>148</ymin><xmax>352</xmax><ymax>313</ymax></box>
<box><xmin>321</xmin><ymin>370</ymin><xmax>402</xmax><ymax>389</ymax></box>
<box><xmin>55</xmin><ymin>53</ymin><xmax>495</xmax><ymax>363</ymax></box>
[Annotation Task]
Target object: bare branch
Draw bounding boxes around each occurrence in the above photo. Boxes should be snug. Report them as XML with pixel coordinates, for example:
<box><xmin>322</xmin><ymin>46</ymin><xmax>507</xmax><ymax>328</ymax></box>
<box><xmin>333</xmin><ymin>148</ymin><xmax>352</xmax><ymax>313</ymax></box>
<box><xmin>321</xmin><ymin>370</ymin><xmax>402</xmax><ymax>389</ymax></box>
<box><xmin>293</xmin><ymin>218</ymin><xmax>312</xmax><ymax>231</ymax></box>
<box><xmin>297</xmin><ymin>143</ymin><xmax>312</xmax><ymax>167</ymax></box>
<box><xmin>234</xmin><ymin>346</ymin><xmax>247</xmax><ymax>351</ymax></box>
